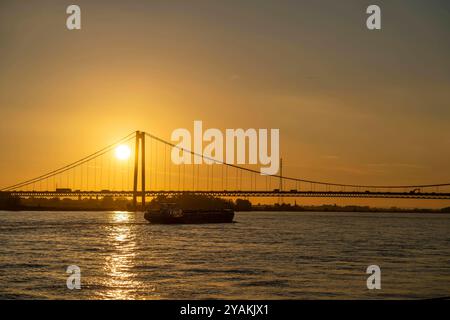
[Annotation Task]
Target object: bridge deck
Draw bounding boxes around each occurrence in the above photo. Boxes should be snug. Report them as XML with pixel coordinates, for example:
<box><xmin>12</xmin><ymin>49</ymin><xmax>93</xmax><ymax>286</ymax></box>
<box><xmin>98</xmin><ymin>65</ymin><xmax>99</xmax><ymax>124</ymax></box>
<box><xmin>7</xmin><ymin>190</ymin><xmax>450</xmax><ymax>200</ymax></box>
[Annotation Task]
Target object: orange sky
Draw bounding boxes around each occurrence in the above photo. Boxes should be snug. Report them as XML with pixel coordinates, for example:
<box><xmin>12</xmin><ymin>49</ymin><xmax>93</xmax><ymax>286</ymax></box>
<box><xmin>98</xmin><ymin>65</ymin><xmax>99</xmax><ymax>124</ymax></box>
<box><xmin>0</xmin><ymin>1</ymin><xmax>449</xmax><ymax>207</ymax></box>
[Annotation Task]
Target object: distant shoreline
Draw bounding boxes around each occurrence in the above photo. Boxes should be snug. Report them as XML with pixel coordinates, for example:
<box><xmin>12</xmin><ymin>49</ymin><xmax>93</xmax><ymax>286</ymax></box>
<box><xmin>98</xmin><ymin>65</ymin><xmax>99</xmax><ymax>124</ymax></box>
<box><xmin>1</xmin><ymin>206</ymin><xmax>450</xmax><ymax>214</ymax></box>
<box><xmin>1</xmin><ymin>193</ymin><xmax>449</xmax><ymax>214</ymax></box>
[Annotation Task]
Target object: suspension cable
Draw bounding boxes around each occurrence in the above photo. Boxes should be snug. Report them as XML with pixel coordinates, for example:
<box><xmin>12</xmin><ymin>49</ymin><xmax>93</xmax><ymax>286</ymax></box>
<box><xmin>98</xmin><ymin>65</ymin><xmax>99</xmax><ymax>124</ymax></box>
<box><xmin>144</xmin><ymin>131</ymin><xmax>450</xmax><ymax>189</ymax></box>
<box><xmin>1</xmin><ymin>131</ymin><xmax>135</xmax><ymax>191</ymax></box>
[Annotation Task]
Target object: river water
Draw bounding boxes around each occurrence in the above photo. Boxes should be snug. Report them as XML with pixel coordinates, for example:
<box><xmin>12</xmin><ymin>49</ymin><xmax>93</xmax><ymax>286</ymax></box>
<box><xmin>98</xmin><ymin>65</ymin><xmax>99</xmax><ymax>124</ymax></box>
<box><xmin>0</xmin><ymin>211</ymin><xmax>449</xmax><ymax>299</ymax></box>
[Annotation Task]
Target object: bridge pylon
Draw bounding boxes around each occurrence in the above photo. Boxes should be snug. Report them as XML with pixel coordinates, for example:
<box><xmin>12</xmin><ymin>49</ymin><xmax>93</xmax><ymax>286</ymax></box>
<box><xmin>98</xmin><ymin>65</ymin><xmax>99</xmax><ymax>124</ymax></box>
<box><xmin>133</xmin><ymin>131</ymin><xmax>146</xmax><ymax>211</ymax></box>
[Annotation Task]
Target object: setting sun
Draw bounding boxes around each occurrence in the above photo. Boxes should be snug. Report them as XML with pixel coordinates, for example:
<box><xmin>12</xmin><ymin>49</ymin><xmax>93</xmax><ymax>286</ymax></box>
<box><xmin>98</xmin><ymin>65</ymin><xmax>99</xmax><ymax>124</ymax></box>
<box><xmin>115</xmin><ymin>145</ymin><xmax>131</xmax><ymax>160</ymax></box>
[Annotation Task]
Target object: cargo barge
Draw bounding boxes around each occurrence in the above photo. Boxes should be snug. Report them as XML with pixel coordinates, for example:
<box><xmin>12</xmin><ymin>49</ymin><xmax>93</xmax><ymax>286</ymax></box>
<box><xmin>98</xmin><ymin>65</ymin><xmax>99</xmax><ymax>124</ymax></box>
<box><xmin>144</xmin><ymin>204</ymin><xmax>234</xmax><ymax>224</ymax></box>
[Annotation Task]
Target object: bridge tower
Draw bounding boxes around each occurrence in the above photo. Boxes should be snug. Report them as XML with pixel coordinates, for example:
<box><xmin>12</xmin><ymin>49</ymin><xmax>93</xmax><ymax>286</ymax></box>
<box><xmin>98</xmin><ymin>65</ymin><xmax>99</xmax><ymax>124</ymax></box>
<box><xmin>133</xmin><ymin>131</ymin><xmax>146</xmax><ymax>211</ymax></box>
<box><xmin>279</xmin><ymin>157</ymin><xmax>283</xmax><ymax>192</ymax></box>
<box><xmin>279</xmin><ymin>157</ymin><xmax>283</xmax><ymax>204</ymax></box>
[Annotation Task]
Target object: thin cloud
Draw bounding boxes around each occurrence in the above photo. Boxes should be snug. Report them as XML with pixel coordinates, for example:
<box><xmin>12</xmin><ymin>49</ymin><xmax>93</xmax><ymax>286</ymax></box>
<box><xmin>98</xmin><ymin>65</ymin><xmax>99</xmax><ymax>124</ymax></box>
<box><xmin>322</xmin><ymin>155</ymin><xmax>339</xmax><ymax>160</ymax></box>
<box><xmin>366</xmin><ymin>163</ymin><xmax>427</xmax><ymax>170</ymax></box>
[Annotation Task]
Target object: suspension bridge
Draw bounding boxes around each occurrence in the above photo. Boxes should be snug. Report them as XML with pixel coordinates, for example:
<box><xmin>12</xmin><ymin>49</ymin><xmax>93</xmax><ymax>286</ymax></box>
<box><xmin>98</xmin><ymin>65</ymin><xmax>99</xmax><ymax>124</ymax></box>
<box><xmin>1</xmin><ymin>131</ymin><xmax>449</xmax><ymax>210</ymax></box>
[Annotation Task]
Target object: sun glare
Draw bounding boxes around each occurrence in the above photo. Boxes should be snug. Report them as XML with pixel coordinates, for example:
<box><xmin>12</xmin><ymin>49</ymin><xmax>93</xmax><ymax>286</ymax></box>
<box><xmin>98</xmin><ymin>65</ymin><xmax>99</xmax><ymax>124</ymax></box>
<box><xmin>115</xmin><ymin>145</ymin><xmax>131</xmax><ymax>160</ymax></box>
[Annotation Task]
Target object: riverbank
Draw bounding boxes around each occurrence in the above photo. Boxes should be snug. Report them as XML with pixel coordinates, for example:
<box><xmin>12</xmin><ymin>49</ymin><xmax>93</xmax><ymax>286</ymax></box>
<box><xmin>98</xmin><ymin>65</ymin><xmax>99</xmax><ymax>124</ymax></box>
<box><xmin>1</xmin><ymin>193</ymin><xmax>449</xmax><ymax>213</ymax></box>
<box><xmin>2</xmin><ymin>204</ymin><xmax>450</xmax><ymax>214</ymax></box>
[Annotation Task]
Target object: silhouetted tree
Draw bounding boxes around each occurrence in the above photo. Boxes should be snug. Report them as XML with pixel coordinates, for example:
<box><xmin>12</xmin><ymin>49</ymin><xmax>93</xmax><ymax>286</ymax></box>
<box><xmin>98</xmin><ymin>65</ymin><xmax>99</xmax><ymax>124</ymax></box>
<box><xmin>235</xmin><ymin>199</ymin><xmax>252</xmax><ymax>211</ymax></box>
<box><xmin>149</xmin><ymin>194</ymin><xmax>232</xmax><ymax>210</ymax></box>
<box><xmin>0</xmin><ymin>192</ymin><xmax>21</xmax><ymax>210</ymax></box>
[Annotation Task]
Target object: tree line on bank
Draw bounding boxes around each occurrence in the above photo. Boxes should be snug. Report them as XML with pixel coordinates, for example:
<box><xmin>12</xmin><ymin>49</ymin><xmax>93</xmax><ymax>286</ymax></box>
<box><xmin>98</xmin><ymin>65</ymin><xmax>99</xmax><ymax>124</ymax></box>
<box><xmin>1</xmin><ymin>192</ymin><xmax>449</xmax><ymax>213</ymax></box>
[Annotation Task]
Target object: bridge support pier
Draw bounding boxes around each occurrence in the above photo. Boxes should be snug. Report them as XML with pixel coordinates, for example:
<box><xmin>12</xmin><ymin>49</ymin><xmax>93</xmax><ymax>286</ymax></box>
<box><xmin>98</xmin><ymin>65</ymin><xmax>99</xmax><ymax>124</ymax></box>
<box><xmin>132</xmin><ymin>131</ymin><xmax>146</xmax><ymax>211</ymax></box>
<box><xmin>141</xmin><ymin>133</ymin><xmax>145</xmax><ymax>210</ymax></box>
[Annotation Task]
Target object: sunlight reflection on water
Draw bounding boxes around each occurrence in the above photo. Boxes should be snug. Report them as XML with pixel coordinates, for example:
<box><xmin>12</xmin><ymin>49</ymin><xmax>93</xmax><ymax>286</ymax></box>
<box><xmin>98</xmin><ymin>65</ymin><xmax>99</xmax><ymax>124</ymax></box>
<box><xmin>99</xmin><ymin>212</ymin><xmax>143</xmax><ymax>299</ymax></box>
